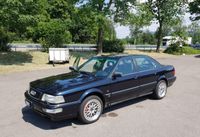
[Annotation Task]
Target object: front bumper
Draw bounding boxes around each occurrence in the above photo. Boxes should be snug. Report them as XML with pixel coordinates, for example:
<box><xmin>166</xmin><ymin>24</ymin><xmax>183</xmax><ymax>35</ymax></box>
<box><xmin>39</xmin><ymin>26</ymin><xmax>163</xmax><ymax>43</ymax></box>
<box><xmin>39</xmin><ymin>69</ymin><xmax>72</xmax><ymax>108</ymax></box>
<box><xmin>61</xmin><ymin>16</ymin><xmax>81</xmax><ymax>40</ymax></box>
<box><xmin>24</xmin><ymin>92</ymin><xmax>80</xmax><ymax>121</ymax></box>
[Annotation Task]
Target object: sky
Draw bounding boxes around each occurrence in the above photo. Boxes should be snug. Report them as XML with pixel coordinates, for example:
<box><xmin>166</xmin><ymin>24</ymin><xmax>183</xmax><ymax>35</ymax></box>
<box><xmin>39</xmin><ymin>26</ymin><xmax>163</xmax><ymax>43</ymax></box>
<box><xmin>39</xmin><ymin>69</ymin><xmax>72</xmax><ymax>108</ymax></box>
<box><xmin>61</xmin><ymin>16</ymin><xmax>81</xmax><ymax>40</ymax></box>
<box><xmin>115</xmin><ymin>13</ymin><xmax>193</xmax><ymax>39</ymax></box>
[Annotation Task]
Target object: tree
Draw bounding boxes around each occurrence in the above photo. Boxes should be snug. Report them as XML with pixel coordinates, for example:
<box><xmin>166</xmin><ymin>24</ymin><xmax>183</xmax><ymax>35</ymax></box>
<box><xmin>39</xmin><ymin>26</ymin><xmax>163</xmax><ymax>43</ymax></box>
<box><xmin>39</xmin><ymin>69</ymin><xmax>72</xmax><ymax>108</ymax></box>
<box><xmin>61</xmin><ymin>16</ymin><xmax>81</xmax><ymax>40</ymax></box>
<box><xmin>0</xmin><ymin>27</ymin><xmax>14</xmax><ymax>51</ymax></box>
<box><xmin>146</xmin><ymin>0</ymin><xmax>184</xmax><ymax>52</ymax></box>
<box><xmin>69</xmin><ymin>8</ymin><xmax>98</xmax><ymax>43</ymax></box>
<box><xmin>75</xmin><ymin>0</ymin><xmax>136</xmax><ymax>54</ymax></box>
<box><xmin>189</xmin><ymin>0</ymin><xmax>200</xmax><ymax>21</ymax></box>
<box><xmin>0</xmin><ymin>0</ymin><xmax>43</xmax><ymax>50</ymax></box>
<box><xmin>104</xmin><ymin>19</ymin><xmax>116</xmax><ymax>41</ymax></box>
<box><xmin>31</xmin><ymin>0</ymin><xmax>73</xmax><ymax>50</ymax></box>
<box><xmin>171</xmin><ymin>21</ymin><xmax>189</xmax><ymax>39</ymax></box>
<box><xmin>128</xmin><ymin>3</ymin><xmax>153</xmax><ymax>45</ymax></box>
<box><xmin>0</xmin><ymin>0</ymin><xmax>45</xmax><ymax>38</ymax></box>
<box><xmin>188</xmin><ymin>22</ymin><xmax>200</xmax><ymax>44</ymax></box>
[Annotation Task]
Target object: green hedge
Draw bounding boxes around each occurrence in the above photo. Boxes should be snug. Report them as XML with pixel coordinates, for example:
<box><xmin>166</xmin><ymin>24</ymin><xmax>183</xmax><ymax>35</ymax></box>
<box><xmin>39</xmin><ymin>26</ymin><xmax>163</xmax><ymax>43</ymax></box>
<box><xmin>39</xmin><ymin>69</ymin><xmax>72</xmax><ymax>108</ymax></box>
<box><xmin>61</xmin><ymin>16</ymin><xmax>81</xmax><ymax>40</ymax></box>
<box><xmin>103</xmin><ymin>39</ymin><xmax>125</xmax><ymax>53</ymax></box>
<box><xmin>164</xmin><ymin>43</ymin><xmax>200</xmax><ymax>55</ymax></box>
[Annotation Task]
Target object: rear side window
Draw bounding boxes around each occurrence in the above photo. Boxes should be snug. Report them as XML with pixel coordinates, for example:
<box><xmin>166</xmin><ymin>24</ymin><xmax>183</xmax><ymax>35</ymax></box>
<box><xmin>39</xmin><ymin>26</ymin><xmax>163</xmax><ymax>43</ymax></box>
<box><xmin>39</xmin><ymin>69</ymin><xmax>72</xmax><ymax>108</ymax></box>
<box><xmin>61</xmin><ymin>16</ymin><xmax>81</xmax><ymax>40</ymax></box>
<box><xmin>114</xmin><ymin>57</ymin><xmax>135</xmax><ymax>75</ymax></box>
<box><xmin>134</xmin><ymin>56</ymin><xmax>158</xmax><ymax>71</ymax></box>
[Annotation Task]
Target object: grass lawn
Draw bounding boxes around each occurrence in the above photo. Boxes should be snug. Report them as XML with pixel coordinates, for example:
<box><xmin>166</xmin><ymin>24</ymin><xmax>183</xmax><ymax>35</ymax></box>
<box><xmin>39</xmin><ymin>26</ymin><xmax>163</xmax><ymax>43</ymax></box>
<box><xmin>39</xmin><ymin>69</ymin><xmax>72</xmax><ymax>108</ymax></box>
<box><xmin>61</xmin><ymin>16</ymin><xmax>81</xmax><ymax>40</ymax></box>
<box><xmin>0</xmin><ymin>50</ymin><xmax>174</xmax><ymax>75</ymax></box>
<box><xmin>164</xmin><ymin>46</ymin><xmax>200</xmax><ymax>55</ymax></box>
<box><xmin>0</xmin><ymin>51</ymin><xmax>96</xmax><ymax>75</ymax></box>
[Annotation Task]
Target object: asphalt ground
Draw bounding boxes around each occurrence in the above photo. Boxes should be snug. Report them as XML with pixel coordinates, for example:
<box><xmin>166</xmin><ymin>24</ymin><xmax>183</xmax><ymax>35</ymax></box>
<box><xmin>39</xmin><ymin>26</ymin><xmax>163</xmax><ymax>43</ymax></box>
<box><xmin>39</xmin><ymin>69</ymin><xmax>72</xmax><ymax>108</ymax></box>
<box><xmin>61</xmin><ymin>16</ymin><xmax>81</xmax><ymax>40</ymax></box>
<box><xmin>0</xmin><ymin>55</ymin><xmax>200</xmax><ymax>137</ymax></box>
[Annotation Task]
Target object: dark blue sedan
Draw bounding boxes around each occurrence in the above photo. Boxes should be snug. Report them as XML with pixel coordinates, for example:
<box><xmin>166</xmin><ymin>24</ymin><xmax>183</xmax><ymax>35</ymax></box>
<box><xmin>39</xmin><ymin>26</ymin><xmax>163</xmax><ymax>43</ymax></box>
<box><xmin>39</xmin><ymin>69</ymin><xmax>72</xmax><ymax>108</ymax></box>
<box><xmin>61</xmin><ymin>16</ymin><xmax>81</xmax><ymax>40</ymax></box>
<box><xmin>25</xmin><ymin>54</ymin><xmax>176</xmax><ymax>124</ymax></box>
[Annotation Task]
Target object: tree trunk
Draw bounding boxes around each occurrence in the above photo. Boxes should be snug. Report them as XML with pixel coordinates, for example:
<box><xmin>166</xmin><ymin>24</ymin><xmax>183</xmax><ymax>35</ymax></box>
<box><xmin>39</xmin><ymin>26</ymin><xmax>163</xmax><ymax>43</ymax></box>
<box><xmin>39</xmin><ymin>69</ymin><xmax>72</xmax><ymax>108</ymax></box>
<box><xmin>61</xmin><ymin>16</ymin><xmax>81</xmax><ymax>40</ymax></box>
<box><xmin>97</xmin><ymin>27</ymin><xmax>104</xmax><ymax>54</ymax></box>
<box><xmin>156</xmin><ymin>22</ymin><xmax>163</xmax><ymax>52</ymax></box>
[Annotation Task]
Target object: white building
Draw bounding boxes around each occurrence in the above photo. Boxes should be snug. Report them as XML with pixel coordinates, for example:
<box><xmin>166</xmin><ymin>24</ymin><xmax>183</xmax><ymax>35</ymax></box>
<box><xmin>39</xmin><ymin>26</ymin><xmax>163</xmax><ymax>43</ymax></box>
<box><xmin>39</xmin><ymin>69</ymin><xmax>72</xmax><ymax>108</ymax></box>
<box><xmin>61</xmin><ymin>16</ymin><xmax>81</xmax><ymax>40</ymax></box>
<box><xmin>162</xmin><ymin>36</ymin><xmax>192</xmax><ymax>47</ymax></box>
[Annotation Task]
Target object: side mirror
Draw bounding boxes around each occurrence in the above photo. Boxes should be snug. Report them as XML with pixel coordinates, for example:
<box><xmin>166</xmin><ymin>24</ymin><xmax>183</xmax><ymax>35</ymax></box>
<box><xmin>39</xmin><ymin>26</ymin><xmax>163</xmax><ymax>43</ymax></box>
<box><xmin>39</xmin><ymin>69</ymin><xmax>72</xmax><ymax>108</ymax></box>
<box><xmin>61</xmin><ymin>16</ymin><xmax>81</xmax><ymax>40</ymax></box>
<box><xmin>112</xmin><ymin>72</ymin><xmax>122</xmax><ymax>79</ymax></box>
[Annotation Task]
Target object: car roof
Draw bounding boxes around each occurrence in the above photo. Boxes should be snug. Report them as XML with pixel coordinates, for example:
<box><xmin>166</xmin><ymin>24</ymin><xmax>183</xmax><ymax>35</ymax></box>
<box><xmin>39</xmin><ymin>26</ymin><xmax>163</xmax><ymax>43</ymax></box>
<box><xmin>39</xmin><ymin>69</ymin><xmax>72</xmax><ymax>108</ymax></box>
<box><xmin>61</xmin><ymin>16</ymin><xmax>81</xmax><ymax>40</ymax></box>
<box><xmin>95</xmin><ymin>54</ymin><xmax>149</xmax><ymax>59</ymax></box>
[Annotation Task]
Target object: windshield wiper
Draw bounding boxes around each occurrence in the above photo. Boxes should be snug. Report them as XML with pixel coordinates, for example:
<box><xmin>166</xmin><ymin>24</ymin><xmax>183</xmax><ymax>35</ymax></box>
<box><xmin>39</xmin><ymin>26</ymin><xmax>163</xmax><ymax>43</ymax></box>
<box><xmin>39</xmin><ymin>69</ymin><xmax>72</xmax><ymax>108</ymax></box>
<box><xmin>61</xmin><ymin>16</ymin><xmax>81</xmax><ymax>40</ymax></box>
<box><xmin>79</xmin><ymin>71</ymin><xmax>94</xmax><ymax>76</ymax></box>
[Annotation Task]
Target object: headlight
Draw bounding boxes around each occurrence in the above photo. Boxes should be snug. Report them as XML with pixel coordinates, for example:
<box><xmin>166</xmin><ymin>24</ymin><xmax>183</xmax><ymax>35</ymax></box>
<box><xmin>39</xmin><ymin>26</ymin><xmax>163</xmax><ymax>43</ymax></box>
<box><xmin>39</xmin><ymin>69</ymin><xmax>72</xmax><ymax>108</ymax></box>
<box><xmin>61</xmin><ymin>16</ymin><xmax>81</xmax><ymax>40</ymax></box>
<box><xmin>41</xmin><ymin>94</ymin><xmax>65</xmax><ymax>104</ymax></box>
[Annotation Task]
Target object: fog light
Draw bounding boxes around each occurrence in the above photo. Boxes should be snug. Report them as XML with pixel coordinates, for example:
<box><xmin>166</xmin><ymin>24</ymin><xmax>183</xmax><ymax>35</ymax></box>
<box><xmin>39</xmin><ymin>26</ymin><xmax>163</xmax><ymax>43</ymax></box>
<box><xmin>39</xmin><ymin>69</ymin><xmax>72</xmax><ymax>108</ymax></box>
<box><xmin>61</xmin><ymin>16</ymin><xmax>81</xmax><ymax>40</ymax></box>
<box><xmin>42</xmin><ymin>108</ymin><xmax>63</xmax><ymax>114</ymax></box>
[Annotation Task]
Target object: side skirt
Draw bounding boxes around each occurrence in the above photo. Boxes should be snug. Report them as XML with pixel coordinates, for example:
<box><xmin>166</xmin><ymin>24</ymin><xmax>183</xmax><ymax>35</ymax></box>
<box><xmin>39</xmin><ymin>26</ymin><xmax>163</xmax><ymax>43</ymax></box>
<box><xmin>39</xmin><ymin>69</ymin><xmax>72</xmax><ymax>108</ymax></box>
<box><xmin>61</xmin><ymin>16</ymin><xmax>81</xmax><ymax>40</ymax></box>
<box><xmin>109</xmin><ymin>92</ymin><xmax>153</xmax><ymax>106</ymax></box>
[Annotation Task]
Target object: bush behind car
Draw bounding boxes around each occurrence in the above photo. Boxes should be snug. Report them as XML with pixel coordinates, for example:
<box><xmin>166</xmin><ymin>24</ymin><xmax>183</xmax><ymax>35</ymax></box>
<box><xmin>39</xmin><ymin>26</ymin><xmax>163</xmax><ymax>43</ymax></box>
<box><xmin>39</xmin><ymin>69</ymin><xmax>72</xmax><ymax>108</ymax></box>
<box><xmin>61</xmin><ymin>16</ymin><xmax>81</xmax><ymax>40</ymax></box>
<box><xmin>103</xmin><ymin>39</ymin><xmax>125</xmax><ymax>53</ymax></box>
<box><xmin>164</xmin><ymin>42</ymin><xmax>200</xmax><ymax>55</ymax></box>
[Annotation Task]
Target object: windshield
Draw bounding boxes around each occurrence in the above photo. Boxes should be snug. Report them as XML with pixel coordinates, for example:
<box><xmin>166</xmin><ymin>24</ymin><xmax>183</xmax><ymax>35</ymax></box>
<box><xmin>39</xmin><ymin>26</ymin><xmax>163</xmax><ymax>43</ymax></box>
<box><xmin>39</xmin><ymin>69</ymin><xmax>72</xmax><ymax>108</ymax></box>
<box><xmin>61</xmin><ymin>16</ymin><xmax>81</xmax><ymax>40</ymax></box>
<box><xmin>78</xmin><ymin>57</ymin><xmax>118</xmax><ymax>77</ymax></box>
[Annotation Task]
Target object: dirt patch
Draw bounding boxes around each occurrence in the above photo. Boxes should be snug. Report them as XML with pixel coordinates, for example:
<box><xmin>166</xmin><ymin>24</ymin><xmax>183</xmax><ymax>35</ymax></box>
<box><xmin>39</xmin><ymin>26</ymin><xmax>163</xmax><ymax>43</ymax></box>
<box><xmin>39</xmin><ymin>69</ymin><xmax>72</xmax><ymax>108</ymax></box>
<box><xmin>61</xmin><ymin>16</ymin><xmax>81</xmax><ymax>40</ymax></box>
<box><xmin>135</xmin><ymin>105</ymin><xmax>144</xmax><ymax>108</ymax></box>
<box><xmin>107</xmin><ymin>112</ymin><xmax>118</xmax><ymax>117</ymax></box>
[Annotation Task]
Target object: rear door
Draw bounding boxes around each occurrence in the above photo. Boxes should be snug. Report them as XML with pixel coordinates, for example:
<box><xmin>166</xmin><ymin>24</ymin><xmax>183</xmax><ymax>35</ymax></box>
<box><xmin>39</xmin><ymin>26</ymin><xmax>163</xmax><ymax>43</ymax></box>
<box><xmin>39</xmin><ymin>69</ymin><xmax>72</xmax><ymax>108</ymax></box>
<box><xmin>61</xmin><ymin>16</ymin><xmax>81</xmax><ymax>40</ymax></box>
<box><xmin>109</xmin><ymin>57</ymin><xmax>139</xmax><ymax>104</ymax></box>
<box><xmin>133</xmin><ymin>56</ymin><xmax>159</xmax><ymax>96</ymax></box>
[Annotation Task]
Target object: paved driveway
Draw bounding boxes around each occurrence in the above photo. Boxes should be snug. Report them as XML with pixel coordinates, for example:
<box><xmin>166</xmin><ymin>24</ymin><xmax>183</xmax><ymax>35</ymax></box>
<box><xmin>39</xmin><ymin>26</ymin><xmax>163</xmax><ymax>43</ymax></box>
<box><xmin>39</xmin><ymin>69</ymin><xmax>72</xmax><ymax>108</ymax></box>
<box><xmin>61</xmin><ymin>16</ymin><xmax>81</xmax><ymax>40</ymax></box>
<box><xmin>0</xmin><ymin>55</ymin><xmax>200</xmax><ymax>137</ymax></box>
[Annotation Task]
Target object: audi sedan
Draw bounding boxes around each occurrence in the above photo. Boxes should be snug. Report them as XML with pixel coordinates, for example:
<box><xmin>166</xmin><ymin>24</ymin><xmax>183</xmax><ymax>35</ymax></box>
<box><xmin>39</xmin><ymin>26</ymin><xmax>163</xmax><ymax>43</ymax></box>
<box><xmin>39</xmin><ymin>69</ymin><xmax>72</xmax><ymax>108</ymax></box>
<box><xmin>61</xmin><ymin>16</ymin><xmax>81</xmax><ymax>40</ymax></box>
<box><xmin>24</xmin><ymin>54</ymin><xmax>176</xmax><ymax>124</ymax></box>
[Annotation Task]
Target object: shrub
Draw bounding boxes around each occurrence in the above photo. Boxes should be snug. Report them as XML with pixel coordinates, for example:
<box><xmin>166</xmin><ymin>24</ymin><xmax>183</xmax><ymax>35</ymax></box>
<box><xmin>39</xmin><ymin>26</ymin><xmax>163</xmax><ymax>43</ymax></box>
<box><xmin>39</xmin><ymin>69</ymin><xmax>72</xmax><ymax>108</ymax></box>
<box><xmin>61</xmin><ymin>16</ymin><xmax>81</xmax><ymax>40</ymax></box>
<box><xmin>164</xmin><ymin>42</ymin><xmax>181</xmax><ymax>55</ymax></box>
<box><xmin>164</xmin><ymin>42</ymin><xmax>200</xmax><ymax>55</ymax></box>
<box><xmin>103</xmin><ymin>39</ymin><xmax>125</xmax><ymax>53</ymax></box>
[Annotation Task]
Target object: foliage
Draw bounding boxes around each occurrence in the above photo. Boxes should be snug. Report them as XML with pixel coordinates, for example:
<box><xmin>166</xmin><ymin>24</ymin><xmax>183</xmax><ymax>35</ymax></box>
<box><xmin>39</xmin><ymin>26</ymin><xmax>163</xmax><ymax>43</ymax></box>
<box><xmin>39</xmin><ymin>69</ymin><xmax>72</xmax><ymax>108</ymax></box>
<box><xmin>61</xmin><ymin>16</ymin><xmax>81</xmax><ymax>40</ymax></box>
<box><xmin>127</xmin><ymin>30</ymin><xmax>156</xmax><ymax>45</ymax></box>
<box><xmin>0</xmin><ymin>27</ymin><xmax>13</xmax><ymax>52</ymax></box>
<box><xmin>188</xmin><ymin>22</ymin><xmax>200</xmax><ymax>44</ymax></box>
<box><xmin>34</xmin><ymin>20</ymin><xmax>72</xmax><ymax>51</ymax></box>
<box><xmin>75</xmin><ymin>0</ymin><xmax>137</xmax><ymax>53</ymax></box>
<box><xmin>69</xmin><ymin>8</ymin><xmax>98</xmax><ymax>43</ymax></box>
<box><xmin>128</xmin><ymin>3</ymin><xmax>153</xmax><ymax>45</ymax></box>
<box><xmin>171</xmin><ymin>21</ymin><xmax>189</xmax><ymax>39</ymax></box>
<box><xmin>0</xmin><ymin>0</ymin><xmax>121</xmax><ymax>52</ymax></box>
<box><xmin>189</xmin><ymin>0</ymin><xmax>200</xmax><ymax>21</ymax></box>
<box><xmin>104</xmin><ymin>20</ymin><xmax>116</xmax><ymax>41</ymax></box>
<box><xmin>47</xmin><ymin>0</ymin><xmax>74</xmax><ymax>19</ymax></box>
<box><xmin>0</xmin><ymin>0</ymin><xmax>45</xmax><ymax>39</ymax></box>
<box><xmin>164</xmin><ymin>42</ymin><xmax>200</xmax><ymax>55</ymax></box>
<box><xmin>103</xmin><ymin>39</ymin><xmax>125</xmax><ymax>53</ymax></box>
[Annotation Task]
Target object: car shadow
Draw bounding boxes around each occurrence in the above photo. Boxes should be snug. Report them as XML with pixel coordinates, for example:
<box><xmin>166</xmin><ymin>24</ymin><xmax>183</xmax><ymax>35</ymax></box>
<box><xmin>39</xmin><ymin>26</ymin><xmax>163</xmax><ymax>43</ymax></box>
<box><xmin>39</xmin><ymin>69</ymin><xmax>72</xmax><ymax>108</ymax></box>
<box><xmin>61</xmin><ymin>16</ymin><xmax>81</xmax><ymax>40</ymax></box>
<box><xmin>21</xmin><ymin>107</ymin><xmax>82</xmax><ymax>130</ymax></box>
<box><xmin>21</xmin><ymin>95</ymin><xmax>152</xmax><ymax>130</ymax></box>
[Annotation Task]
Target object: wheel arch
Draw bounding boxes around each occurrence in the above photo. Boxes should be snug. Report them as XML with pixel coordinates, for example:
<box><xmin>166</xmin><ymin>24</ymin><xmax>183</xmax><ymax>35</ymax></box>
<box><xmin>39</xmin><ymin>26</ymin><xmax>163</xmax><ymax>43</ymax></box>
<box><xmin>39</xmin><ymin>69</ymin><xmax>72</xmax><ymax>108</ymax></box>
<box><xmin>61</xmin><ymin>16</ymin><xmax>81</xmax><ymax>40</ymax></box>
<box><xmin>158</xmin><ymin>75</ymin><xmax>168</xmax><ymax>86</ymax></box>
<box><xmin>80</xmin><ymin>89</ymin><xmax>105</xmax><ymax>108</ymax></box>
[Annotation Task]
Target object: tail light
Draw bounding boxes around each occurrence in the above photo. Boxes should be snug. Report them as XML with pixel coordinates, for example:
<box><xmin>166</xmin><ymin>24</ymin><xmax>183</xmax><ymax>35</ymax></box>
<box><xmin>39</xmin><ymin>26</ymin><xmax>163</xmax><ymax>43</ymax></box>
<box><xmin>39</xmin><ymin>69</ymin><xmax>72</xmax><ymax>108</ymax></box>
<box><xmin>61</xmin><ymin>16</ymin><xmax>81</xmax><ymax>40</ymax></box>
<box><xmin>172</xmin><ymin>69</ymin><xmax>175</xmax><ymax>76</ymax></box>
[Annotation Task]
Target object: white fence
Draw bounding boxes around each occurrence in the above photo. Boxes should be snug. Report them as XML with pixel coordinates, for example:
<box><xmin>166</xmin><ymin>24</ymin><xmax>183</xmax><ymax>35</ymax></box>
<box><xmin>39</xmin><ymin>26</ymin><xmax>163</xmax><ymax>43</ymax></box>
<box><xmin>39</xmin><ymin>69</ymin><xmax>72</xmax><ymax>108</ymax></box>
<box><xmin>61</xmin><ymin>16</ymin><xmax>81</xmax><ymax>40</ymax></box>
<box><xmin>10</xmin><ymin>43</ymin><xmax>165</xmax><ymax>52</ymax></box>
<box><xmin>10</xmin><ymin>43</ymin><xmax>97</xmax><ymax>52</ymax></box>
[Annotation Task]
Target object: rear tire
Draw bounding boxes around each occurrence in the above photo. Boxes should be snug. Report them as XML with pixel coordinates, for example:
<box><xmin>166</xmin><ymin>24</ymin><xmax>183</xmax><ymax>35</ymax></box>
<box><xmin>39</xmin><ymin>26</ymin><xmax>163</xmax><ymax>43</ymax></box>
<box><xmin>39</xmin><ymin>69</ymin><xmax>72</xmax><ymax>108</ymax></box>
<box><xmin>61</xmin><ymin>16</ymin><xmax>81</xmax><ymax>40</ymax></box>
<box><xmin>79</xmin><ymin>95</ymin><xmax>103</xmax><ymax>124</ymax></box>
<box><xmin>153</xmin><ymin>80</ymin><xmax>167</xmax><ymax>99</ymax></box>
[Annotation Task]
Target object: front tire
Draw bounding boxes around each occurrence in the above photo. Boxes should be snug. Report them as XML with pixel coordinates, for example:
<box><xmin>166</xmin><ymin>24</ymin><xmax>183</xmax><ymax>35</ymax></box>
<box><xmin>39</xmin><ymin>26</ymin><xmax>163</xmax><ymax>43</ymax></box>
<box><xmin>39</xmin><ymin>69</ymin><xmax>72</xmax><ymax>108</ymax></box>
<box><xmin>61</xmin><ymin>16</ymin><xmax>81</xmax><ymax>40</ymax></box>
<box><xmin>79</xmin><ymin>95</ymin><xmax>103</xmax><ymax>124</ymax></box>
<box><xmin>153</xmin><ymin>80</ymin><xmax>167</xmax><ymax>99</ymax></box>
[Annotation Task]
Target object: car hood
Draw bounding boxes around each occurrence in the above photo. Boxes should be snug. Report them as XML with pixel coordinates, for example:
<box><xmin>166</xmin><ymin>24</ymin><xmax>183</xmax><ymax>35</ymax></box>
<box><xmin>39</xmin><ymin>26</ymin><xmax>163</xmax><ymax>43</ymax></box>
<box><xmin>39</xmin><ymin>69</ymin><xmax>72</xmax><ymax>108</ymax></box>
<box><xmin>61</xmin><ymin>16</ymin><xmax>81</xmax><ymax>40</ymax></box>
<box><xmin>30</xmin><ymin>72</ymin><xmax>97</xmax><ymax>94</ymax></box>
